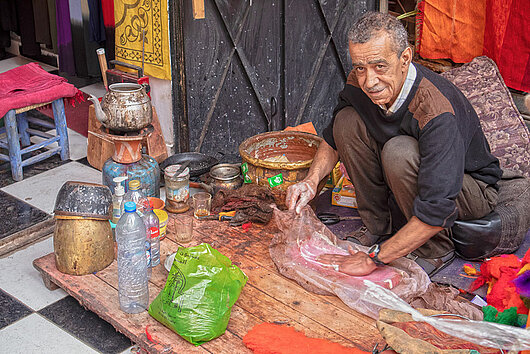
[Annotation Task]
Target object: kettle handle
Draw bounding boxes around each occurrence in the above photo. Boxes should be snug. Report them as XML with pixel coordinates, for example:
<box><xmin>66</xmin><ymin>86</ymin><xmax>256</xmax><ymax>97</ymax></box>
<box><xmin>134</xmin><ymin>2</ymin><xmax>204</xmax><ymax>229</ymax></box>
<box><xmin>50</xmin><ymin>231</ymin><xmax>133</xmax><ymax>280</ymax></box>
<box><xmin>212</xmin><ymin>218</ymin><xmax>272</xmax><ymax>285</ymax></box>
<box><xmin>109</xmin><ymin>60</ymin><xmax>143</xmax><ymax>78</ymax></box>
<box><xmin>141</xmin><ymin>82</ymin><xmax>151</xmax><ymax>94</ymax></box>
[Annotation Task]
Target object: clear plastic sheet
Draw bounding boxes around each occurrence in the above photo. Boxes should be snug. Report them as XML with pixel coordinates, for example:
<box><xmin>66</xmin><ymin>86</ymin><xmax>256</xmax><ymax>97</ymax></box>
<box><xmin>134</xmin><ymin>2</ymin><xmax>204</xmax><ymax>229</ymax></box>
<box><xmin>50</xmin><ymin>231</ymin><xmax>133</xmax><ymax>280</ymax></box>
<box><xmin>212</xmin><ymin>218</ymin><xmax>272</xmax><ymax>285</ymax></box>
<box><xmin>270</xmin><ymin>206</ymin><xmax>430</xmax><ymax>318</ymax></box>
<box><xmin>363</xmin><ymin>280</ymin><xmax>530</xmax><ymax>351</ymax></box>
<box><xmin>268</xmin><ymin>206</ymin><xmax>528</xmax><ymax>349</ymax></box>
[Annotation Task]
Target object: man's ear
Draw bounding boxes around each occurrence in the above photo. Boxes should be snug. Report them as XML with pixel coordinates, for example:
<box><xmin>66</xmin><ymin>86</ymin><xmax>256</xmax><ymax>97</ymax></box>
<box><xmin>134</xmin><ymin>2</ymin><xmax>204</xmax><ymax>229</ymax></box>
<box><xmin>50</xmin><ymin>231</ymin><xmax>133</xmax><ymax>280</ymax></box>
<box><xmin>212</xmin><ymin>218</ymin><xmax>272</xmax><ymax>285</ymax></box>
<box><xmin>400</xmin><ymin>46</ymin><xmax>412</xmax><ymax>70</ymax></box>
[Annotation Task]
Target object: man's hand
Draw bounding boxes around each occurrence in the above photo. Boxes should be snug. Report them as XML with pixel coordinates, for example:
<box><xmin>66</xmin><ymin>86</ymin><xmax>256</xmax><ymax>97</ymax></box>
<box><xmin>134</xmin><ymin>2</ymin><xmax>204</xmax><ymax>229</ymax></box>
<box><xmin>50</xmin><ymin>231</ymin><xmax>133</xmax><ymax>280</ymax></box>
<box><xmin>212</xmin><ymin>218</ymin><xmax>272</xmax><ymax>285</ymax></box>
<box><xmin>317</xmin><ymin>246</ymin><xmax>377</xmax><ymax>276</ymax></box>
<box><xmin>285</xmin><ymin>180</ymin><xmax>317</xmax><ymax>214</ymax></box>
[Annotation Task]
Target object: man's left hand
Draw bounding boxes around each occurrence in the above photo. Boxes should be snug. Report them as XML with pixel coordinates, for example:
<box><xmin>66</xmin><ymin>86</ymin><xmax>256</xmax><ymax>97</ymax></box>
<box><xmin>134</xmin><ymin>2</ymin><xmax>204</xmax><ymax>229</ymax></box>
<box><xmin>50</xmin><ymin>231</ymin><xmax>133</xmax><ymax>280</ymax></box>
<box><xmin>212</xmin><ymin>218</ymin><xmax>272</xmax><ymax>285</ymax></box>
<box><xmin>317</xmin><ymin>246</ymin><xmax>377</xmax><ymax>276</ymax></box>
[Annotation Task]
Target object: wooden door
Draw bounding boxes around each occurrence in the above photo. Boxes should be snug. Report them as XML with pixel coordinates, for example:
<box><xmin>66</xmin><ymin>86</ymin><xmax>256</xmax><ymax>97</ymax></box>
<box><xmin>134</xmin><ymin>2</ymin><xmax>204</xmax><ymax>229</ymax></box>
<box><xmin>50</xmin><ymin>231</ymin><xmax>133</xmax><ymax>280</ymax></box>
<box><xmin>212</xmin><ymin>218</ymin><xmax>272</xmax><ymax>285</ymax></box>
<box><xmin>172</xmin><ymin>0</ymin><xmax>376</xmax><ymax>157</ymax></box>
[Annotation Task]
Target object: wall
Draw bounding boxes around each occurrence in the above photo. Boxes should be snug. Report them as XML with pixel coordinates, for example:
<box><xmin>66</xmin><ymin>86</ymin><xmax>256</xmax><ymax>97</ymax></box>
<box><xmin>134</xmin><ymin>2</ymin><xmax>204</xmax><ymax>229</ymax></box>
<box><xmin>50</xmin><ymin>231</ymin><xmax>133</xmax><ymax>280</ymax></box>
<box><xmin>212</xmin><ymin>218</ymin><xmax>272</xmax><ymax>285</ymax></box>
<box><xmin>149</xmin><ymin>76</ymin><xmax>175</xmax><ymax>155</ymax></box>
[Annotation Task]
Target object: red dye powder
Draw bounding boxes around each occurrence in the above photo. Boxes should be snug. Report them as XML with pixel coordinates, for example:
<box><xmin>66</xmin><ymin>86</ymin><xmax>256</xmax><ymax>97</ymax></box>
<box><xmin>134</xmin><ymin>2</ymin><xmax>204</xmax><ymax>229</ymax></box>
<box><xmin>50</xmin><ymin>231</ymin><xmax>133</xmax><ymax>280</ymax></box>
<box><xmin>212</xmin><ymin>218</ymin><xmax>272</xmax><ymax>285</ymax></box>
<box><xmin>243</xmin><ymin>323</ymin><xmax>369</xmax><ymax>354</ymax></box>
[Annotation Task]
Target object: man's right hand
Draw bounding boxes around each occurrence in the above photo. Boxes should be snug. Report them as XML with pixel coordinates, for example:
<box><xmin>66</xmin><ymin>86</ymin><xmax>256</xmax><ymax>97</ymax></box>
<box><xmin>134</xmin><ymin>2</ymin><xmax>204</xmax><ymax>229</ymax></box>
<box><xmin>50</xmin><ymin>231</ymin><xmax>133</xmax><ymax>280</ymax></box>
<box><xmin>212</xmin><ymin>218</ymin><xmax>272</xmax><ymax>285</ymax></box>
<box><xmin>285</xmin><ymin>139</ymin><xmax>338</xmax><ymax>214</ymax></box>
<box><xmin>285</xmin><ymin>180</ymin><xmax>317</xmax><ymax>214</ymax></box>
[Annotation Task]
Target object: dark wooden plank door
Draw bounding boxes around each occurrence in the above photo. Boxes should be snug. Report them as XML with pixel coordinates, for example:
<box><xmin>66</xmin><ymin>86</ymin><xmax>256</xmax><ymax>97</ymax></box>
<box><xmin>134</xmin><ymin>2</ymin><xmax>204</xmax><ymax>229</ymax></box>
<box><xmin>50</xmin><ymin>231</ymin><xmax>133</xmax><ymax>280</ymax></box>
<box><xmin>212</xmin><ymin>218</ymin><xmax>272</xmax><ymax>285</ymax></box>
<box><xmin>177</xmin><ymin>0</ymin><xmax>375</xmax><ymax>157</ymax></box>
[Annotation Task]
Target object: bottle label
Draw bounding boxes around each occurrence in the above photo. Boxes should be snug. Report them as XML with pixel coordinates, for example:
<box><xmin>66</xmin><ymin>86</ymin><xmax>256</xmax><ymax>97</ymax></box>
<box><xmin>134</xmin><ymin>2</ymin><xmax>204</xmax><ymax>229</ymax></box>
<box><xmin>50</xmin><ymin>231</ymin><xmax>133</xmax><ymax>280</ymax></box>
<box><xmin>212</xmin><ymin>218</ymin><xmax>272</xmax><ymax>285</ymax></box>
<box><xmin>149</xmin><ymin>227</ymin><xmax>159</xmax><ymax>239</ymax></box>
<box><xmin>145</xmin><ymin>241</ymin><xmax>151</xmax><ymax>267</ymax></box>
<box><xmin>112</xmin><ymin>207</ymin><xmax>121</xmax><ymax>221</ymax></box>
<box><xmin>167</xmin><ymin>185</ymin><xmax>189</xmax><ymax>202</ymax></box>
<box><xmin>241</xmin><ymin>162</ymin><xmax>252</xmax><ymax>184</ymax></box>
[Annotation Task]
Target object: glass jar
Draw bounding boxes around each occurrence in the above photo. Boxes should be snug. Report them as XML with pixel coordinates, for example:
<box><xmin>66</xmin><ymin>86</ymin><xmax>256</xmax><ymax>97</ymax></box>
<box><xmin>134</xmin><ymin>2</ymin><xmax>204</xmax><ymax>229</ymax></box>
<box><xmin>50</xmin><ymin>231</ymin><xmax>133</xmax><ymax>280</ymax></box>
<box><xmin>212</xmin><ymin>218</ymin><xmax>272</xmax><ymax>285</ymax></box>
<box><xmin>164</xmin><ymin>164</ymin><xmax>190</xmax><ymax>213</ymax></box>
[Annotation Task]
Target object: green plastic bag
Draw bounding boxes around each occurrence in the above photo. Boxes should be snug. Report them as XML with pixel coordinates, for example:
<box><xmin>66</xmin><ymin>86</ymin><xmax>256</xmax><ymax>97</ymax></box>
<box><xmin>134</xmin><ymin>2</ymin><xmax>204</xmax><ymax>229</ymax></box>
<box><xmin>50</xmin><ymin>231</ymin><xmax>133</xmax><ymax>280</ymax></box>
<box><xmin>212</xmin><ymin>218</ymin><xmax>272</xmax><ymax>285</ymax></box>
<box><xmin>148</xmin><ymin>243</ymin><xmax>247</xmax><ymax>345</ymax></box>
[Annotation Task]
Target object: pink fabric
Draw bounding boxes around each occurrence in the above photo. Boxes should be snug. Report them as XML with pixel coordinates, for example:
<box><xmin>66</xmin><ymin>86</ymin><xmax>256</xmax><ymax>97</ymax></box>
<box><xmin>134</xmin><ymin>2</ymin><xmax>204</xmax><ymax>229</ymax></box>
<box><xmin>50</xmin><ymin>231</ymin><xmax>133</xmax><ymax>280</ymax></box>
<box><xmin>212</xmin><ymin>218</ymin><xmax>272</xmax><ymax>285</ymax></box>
<box><xmin>0</xmin><ymin>63</ymin><xmax>79</xmax><ymax>118</ymax></box>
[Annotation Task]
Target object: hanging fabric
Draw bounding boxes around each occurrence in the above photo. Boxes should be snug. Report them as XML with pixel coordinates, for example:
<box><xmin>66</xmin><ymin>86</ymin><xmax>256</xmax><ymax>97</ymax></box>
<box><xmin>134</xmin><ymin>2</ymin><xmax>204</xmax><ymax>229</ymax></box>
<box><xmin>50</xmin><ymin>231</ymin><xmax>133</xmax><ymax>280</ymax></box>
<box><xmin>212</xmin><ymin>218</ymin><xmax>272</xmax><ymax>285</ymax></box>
<box><xmin>0</xmin><ymin>0</ymin><xmax>17</xmax><ymax>57</ymax></box>
<box><xmin>87</xmin><ymin>0</ymin><xmax>105</xmax><ymax>43</ymax></box>
<box><xmin>114</xmin><ymin>0</ymin><xmax>171</xmax><ymax>80</ymax></box>
<box><xmin>32</xmin><ymin>0</ymin><xmax>52</xmax><ymax>47</ymax></box>
<box><xmin>416</xmin><ymin>0</ymin><xmax>486</xmax><ymax>63</ymax></box>
<box><xmin>483</xmin><ymin>0</ymin><xmax>530</xmax><ymax>92</ymax></box>
<box><xmin>100</xmin><ymin>0</ymin><xmax>115</xmax><ymax>60</ymax></box>
<box><xmin>16</xmin><ymin>0</ymin><xmax>41</xmax><ymax>57</ymax></box>
<box><xmin>56</xmin><ymin>0</ymin><xmax>76</xmax><ymax>75</ymax></box>
<box><xmin>69</xmin><ymin>0</ymin><xmax>100</xmax><ymax>77</ymax></box>
<box><xmin>47</xmin><ymin>0</ymin><xmax>58</xmax><ymax>52</ymax></box>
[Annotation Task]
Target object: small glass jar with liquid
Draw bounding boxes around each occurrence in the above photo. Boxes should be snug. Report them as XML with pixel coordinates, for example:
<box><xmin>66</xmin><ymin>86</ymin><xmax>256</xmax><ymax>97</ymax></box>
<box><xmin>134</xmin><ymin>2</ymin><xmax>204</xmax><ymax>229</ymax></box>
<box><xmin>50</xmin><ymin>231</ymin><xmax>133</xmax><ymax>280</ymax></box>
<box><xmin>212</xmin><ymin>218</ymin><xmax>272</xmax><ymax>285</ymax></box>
<box><xmin>164</xmin><ymin>165</ymin><xmax>190</xmax><ymax>213</ymax></box>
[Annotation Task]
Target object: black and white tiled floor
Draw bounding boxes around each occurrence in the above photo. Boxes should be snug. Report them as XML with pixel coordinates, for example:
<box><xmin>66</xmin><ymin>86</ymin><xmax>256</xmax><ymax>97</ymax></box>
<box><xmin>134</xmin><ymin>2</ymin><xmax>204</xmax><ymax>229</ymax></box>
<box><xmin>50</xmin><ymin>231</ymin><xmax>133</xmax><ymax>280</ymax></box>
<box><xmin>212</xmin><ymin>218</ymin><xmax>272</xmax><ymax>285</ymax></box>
<box><xmin>0</xmin><ymin>56</ymin><xmax>134</xmax><ymax>353</ymax></box>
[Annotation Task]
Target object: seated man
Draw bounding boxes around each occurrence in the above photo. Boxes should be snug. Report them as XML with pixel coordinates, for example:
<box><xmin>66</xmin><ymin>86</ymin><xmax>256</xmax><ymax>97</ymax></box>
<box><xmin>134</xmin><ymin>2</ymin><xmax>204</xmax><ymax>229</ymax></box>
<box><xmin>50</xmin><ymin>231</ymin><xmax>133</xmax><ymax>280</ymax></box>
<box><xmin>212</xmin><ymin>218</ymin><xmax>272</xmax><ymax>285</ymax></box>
<box><xmin>286</xmin><ymin>12</ymin><xmax>502</xmax><ymax>277</ymax></box>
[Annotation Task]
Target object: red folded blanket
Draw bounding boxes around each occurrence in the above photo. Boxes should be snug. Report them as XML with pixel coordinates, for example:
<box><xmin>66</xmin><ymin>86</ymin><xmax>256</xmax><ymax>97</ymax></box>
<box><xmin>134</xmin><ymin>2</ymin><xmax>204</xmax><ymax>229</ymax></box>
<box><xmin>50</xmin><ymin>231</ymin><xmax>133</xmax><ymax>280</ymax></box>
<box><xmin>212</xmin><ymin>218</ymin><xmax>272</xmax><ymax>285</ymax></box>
<box><xmin>0</xmin><ymin>63</ymin><xmax>81</xmax><ymax>118</ymax></box>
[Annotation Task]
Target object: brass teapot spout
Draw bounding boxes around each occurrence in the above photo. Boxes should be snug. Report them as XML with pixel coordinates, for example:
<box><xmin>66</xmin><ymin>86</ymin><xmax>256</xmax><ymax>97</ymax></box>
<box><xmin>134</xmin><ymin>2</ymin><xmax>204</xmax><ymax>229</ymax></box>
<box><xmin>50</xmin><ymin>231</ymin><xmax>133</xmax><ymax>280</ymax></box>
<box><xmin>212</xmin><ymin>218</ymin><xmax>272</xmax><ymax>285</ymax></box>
<box><xmin>87</xmin><ymin>94</ymin><xmax>108</xmax><ymax>125</ymax></box>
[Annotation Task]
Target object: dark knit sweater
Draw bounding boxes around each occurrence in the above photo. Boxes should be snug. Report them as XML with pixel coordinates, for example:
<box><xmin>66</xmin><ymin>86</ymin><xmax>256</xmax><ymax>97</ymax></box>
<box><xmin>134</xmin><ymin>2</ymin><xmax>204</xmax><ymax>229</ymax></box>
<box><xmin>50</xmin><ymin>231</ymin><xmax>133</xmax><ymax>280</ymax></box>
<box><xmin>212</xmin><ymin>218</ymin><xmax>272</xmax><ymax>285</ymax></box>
<box><xmin>322</xmin><ymin>63</ymin><xmax>502</xmax><ymax>228</ymax></box>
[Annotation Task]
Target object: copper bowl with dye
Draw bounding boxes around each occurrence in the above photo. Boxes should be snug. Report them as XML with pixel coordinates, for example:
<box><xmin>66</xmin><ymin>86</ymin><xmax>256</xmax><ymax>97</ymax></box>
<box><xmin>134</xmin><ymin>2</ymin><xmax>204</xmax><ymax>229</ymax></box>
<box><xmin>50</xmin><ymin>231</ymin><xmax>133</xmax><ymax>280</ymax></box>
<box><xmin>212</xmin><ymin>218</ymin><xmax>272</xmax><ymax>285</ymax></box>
<box><xmin>239</xmin><ymin>131</ymin><xmax>322</xmax><ymax>208</ymax></box>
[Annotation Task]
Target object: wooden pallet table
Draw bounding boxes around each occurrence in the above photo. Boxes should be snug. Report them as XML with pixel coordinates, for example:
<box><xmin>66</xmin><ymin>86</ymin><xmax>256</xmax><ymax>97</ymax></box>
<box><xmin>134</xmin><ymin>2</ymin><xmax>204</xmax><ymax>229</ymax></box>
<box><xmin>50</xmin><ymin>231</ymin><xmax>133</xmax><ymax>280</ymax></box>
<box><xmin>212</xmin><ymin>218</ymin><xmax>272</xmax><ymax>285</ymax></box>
<box><xmin>33</xmin><ymin>213</ymin><xmax>383</xmax><ymax>353</ymax></box>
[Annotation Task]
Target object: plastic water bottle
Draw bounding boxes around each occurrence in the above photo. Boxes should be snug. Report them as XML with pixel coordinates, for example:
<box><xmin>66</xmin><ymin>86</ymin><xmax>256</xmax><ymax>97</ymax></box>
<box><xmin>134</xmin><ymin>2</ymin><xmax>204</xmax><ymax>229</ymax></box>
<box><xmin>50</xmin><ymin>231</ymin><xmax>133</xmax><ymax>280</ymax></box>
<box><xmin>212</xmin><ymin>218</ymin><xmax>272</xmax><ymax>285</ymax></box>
<box><xmin>143</xmin><ymin>204</ymin><xmax>160</xmax><ymax>267</ymax></box>
<box><xmin>121</xmin><ymin>179</ymin><xmax>150</xmax><ymax>217</ymax></box>
<box><xmin>116</xmin><ymin>202</ymin><xmax>149</xmax><ymax>314</ymax></box>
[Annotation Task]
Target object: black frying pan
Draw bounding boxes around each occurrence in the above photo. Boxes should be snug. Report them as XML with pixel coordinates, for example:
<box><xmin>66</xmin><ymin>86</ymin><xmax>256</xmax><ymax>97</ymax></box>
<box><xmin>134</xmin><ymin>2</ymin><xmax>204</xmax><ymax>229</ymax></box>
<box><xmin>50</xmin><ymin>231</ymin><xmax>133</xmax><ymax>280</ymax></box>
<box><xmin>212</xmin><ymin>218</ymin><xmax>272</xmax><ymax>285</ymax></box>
<box><xmin>160</xmin><ymin>152</ymin><xmax>219</xmax><ymax>177</ymax></box>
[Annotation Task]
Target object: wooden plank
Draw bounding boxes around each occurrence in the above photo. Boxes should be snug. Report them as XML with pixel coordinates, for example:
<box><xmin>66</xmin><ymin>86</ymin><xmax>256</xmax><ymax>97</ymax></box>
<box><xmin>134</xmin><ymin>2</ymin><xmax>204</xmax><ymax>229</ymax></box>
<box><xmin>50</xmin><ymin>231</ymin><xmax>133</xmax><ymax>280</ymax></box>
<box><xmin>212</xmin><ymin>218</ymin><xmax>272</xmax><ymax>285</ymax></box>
<box><xmin>183</xmin><ymin>218</ymin><xmax>375</xmax><ymax>318</ymax></box>
<box><xmin>169</xmin><ymin>0</ymin><xmax>190</xmax><ymax>152</ymax></box>
<box><xmin>52</xmin><ymin>98</ymin><xmax>70</xmax><ymax>160</ymax></box>
<box><xmin>33</xmin><ymin>253</ymin><xmax>209</xmax><ymax>354</ymax></box>
<box><xmin>155</xmin><ymin>239</ymin><xmax>362</xmax><ymax>349</ymax></box>
<box><xmin>33</xmin><ymin>216</ymin><xmax>384</xmax><ymax>352</ymax></box>
<box><xmin>0</xmin><ymin>219</ymin><xmax>55</xmax><ymax>257</ymax></box>
<box><xmin>87</xmin><ymin>105</ymin><xmax>114</xmax><ymax>171</ymax></box>
<box><xmin>164</xmin><ymin>217</ymin><xmax>382</xmax><ymax>350</ymax></box>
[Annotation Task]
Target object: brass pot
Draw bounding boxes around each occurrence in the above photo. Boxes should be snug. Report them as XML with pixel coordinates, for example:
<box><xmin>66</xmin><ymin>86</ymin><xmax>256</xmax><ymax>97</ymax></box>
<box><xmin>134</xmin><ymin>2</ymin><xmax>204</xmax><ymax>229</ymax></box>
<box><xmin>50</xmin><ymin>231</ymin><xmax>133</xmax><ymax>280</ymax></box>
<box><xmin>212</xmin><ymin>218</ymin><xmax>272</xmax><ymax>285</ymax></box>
<box><xmin>54</xmin><ymin>216</ymin><xmax>114</xmax><ymax>275</ymax></box>
<box><xmin>239</xmin><ymin>131</ymin><xmax>322</xmax><ymax>208</ymax></box>
<box><xmin>208</xmin><ymin>164</ymin><xmax>242</xmax><ymax>194</ymax></box>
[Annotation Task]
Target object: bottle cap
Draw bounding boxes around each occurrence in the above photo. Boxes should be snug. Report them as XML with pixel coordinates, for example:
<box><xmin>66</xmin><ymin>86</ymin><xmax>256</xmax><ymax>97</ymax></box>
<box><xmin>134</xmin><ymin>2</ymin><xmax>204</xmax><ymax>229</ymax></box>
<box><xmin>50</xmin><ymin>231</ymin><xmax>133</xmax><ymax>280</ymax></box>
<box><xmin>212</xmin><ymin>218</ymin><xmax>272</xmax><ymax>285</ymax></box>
<box><xmin>113</xmin><ymin>176</ymin><xmax>128</xmax><ymax>184</ymax></box>
<box><xmin>114</xmin><ymin>184</ymin><xmax>125</xmax><ymax>196</ymax></box>
<box><xmin>124</xmin><ymin>201</ymin><xmax>136</xmax><ymax>212</ymax></box>
<box><xmin>129</xmin><ymin>179</ymin><xmax>140</xmax><ymax>190</ymax></box>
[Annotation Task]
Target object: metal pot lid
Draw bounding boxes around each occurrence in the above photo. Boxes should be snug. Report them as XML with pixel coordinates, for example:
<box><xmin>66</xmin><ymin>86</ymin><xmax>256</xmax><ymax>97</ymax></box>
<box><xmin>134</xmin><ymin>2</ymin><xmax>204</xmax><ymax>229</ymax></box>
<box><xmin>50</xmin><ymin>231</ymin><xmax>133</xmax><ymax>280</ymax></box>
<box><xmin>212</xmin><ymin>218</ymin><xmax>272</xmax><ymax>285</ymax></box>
<box><xmin>165</xmin><ymin>164</ymin><xmax>190</xmax><ymax>178</ymax></box>
<box><xmin>209</xmin><ymin>164</ymin><xmax>240</xmax><ymax>181</ymax></box>
<box><xmin>54</xmin><ymin>181</ymin><xmax>112</xmax><ymax>220</ymax></box>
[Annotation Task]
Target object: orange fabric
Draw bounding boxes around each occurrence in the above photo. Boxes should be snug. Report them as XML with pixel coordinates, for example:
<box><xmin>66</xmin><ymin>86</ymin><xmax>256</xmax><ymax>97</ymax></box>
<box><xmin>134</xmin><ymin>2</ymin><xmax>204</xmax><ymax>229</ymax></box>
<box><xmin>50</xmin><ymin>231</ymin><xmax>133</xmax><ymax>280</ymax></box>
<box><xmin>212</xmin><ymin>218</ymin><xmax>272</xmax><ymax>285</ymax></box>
<box><xmin>283</xmin><ymin>122</ymin><xmax>317</xmax><ymax>135</ymax></box>
<box><xmin>417</xmin><ymin>0</ymin><xmax>486</xmax><ymax>63</ymax></box>
<box><xmin>243</xmin><ymin>323</ymin><xmax>369</xmax><ymax>354</ymax></box>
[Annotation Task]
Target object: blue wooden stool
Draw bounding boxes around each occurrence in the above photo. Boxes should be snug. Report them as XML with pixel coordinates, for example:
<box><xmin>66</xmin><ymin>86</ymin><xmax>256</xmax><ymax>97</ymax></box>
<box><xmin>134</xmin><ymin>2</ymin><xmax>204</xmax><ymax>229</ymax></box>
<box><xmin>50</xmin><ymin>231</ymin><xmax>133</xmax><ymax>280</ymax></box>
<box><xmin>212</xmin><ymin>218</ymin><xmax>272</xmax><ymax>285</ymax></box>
<box><xmin>0</xmin><ymin>99</ymin><xmax>70</xmax><ymax>181</ymax></box>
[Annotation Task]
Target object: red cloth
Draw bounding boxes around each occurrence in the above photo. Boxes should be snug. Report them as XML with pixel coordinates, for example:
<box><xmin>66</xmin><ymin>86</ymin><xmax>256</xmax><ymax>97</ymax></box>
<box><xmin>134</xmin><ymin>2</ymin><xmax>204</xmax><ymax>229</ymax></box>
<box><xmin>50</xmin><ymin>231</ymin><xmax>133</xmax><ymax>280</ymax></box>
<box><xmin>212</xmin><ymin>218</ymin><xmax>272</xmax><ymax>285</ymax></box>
<box><xmin>243</xmin><ymin>323</ymin><xmax>369</xmax><ymax>354</ymax></box>
<box><xmin>483</xmin><ymin>0</ymin><xmax>530</xmax><ymax>92</ymax></box>
<box><xmin>0</xmin><ymin>63</ymin><xmax>80</xmax><ymax>118</ymax></box>
<box><xmin>469</xmin><ymin>251</ymin><xmax>529</xmax><ymax>314</ymax></box>
<box><xmin>100</xmin><ymin>0</ymin><xmax>114</xmax><ymax>27</ymax></box>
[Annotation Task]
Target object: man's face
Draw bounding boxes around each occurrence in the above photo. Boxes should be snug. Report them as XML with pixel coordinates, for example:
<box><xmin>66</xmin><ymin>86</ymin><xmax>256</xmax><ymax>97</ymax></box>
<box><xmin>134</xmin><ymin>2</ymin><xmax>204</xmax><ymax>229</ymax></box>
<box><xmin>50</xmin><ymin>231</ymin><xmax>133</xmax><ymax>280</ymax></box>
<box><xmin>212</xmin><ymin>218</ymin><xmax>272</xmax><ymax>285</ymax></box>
<box><xmin>349</xmin><ymin>32</ymin><xmax>411</xmax><ymax>107</ymax></box>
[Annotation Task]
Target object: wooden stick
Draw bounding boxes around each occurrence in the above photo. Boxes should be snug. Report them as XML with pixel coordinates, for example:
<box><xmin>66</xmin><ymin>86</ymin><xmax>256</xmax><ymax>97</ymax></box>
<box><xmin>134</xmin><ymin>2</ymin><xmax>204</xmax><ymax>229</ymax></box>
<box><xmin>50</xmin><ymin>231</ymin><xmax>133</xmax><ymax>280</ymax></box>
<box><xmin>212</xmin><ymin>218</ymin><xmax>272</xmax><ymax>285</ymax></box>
<box><xmin>96</xmin><ymin>48</ymin><xmax>108</xmax><ymax>89</ymax></box>
<box><xmin>192</xmin><ymin>0</ymin><xmax>205</xmax><ymax>19</ymax></box>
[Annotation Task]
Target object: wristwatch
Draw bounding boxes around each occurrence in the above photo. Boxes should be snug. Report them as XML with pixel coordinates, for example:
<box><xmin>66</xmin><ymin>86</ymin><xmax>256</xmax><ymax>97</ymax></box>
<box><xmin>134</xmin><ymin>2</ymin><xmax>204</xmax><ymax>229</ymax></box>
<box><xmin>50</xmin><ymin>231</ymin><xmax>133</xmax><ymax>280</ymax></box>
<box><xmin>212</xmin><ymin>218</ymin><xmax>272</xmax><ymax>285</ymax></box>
<box><xmin>367</xmin><ymin>244</ymin><xmax>387</xmax><ymax>266</ymax></box>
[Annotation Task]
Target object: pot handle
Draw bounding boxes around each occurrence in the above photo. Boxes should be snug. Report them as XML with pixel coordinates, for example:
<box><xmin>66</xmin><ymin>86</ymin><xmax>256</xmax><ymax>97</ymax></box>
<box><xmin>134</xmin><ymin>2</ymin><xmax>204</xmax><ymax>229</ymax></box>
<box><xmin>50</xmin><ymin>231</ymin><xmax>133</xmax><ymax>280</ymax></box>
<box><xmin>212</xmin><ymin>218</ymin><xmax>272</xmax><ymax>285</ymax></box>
<box><xmin>213</xmin><ymin>151</ymin><xmax>225</xmax><ymax>161</ymax></box>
